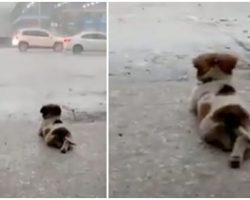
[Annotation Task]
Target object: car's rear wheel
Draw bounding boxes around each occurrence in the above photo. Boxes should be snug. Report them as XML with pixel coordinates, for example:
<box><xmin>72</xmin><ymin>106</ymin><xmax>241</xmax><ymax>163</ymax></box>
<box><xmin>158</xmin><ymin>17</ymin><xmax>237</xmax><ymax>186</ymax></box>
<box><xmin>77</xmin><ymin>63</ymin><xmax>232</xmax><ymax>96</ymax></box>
<box><xmin>18</xmin><ymin>42</ymin><xmax>28</xmax><ymax>52</ymax></box>
<box><xmin>73</xmin><ymin>44</ymin><xmax>83</xmax><ymax>54</ymax></box>
<box><xmin>53</xmin><ymin>42</ymin><xmax>63</xmax><ymax>52</ymax></box>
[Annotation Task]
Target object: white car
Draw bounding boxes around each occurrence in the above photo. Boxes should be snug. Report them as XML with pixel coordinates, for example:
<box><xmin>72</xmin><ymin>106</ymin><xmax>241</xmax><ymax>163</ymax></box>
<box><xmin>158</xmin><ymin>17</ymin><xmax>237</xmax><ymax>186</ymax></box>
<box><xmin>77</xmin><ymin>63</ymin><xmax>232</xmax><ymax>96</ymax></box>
<box><xmin>12</xmin><ymin>28</ymin><xmax>64</xmax><ymax>52</ymax></box>
<box><xmin>64</xmin><ymin>31</ymin><xmax>106</xmax><ymax>54</ymax></box>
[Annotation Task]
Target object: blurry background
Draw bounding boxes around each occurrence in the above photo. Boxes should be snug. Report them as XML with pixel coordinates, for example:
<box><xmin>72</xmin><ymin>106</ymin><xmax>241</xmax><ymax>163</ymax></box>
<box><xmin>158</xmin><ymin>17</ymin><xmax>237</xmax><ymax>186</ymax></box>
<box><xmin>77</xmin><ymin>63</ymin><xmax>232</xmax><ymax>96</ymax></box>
<box><xmin>0</xmin><ymin>2</ymin><xmax>106</xmax><ymax>46</ymax></box>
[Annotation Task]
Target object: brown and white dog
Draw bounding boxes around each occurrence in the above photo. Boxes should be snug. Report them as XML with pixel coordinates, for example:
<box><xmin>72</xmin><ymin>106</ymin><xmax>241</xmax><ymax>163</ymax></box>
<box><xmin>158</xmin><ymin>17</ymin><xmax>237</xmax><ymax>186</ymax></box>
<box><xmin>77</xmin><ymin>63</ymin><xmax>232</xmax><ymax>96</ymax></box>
<box><xmin>38</xmin><ymin>104</ymin><xmax>75</xmax><ymax>153</ymax></box>
<box><xmin>190</xmin><ymin>53</ymin><xmax>250</xmax><ymax>168</ymax></box>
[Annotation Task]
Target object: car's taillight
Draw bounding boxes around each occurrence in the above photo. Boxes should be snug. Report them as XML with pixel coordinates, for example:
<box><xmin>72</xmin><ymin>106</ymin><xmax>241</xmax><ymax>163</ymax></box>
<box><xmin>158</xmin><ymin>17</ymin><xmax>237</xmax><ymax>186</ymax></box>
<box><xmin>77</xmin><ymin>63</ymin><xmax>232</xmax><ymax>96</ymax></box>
<box><xmin>64</xmin><ymin>38</ymin><xmax>71</xmax><ymax>43</ymax></box>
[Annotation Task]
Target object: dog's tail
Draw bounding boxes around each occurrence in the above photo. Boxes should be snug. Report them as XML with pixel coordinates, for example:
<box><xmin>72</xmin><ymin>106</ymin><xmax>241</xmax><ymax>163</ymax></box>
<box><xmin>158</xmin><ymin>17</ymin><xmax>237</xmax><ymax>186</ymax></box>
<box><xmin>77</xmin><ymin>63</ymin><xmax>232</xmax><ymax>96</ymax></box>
<box><xmin>212</xmin><ymin>105</ymin><xmax>250</xmax><ymax>139</ymax></box>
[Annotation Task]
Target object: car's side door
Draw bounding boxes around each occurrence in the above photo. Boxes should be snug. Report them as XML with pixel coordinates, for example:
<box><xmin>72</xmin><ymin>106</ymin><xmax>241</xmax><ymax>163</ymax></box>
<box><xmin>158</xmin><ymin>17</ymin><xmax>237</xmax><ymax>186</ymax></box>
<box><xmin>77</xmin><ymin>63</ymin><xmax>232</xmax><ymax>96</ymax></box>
<box><xmin>95</xmin><ymin>33</ymin><xmax>106</xmax><ymax>51</ymax></box>
<box><xmin>22</xmin><ymin>30</ymin><xmax>39</xmax><ymax>46</ymax></box>
<box><xmin>80</xmin><ymin>33</ymin><xmax>99</xmax><ymax>51</ymax></box>
<box><xmin>36</xmin><ymin>31</ymin><xmax>54</xmax><ymax>47</ymax></box>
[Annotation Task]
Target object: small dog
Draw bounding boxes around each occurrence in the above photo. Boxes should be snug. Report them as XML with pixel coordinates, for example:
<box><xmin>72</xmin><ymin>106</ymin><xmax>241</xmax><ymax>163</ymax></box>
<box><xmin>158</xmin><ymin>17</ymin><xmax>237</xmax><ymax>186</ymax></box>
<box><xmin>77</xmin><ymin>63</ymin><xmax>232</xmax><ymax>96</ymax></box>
<box><xmin>38</xmin><ymin>104</ymin><xmax>75</xmax><ymax>153</ymax></box>
<box><xmin>190</xmin><ymin>53</ymin><xmax>250</xmax><ymax>168</ymax></box>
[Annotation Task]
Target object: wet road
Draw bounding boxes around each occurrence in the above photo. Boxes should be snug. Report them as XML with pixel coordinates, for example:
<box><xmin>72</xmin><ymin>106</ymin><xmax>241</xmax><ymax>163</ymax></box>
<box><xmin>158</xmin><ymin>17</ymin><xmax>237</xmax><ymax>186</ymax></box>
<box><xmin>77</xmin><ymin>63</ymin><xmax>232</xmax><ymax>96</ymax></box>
<box><xmin>0</xmin><ymin>48</ymin><xmax>106</xmax><ymax>197</ymax></box>
<box><xmin>109</xmin><ymin>3</ymin><xmax>250</xmax><ymax>198</ymax></box>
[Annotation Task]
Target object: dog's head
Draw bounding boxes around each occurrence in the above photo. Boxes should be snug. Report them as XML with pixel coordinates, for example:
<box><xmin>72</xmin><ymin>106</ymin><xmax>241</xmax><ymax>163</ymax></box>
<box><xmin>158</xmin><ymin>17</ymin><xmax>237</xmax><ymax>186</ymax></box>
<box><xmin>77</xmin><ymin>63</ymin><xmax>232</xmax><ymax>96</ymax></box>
<box><xmin>40</xmin><ymin>104</ymin><xmax>61</xmax><ymax>119</ymax></box>
<box><xmin>192</xmin><ymin>53</ymin><xmax>238</xmax><ymax>82</ymax></box>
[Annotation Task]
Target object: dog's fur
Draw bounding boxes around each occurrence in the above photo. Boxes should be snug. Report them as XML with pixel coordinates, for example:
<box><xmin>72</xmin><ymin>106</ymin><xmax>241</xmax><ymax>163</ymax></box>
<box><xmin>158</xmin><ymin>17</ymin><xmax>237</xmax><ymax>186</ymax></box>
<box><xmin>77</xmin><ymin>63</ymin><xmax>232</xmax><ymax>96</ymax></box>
<box><xmin>38</xmin><ymin>104</ymin><xmax>75</xmax><ymax>153</ymax></box>
<box><xmin>190</xmin><ymin>53</ymin><xmax>250</xmax><ymax>168</ymax></box>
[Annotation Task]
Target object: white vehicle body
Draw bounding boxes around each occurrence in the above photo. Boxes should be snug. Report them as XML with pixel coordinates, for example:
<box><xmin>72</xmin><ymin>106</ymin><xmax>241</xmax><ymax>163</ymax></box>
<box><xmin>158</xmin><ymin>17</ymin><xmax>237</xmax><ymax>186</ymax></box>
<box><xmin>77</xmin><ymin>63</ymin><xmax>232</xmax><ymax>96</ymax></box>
<box><xmin>65</xmin><ymin>31</ymin><xmax>106</xmax><ymax>53</ymax></box>
<box><xmin>12</xmin><ymin>28</ymin><xmax>64</xmax><ymax>51</ymax></box>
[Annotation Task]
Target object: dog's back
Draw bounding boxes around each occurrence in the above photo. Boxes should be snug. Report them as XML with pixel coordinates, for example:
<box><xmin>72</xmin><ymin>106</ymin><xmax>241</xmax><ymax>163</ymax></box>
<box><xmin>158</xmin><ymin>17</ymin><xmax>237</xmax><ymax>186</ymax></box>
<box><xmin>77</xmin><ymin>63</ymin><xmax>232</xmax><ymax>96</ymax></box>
<box><xmin>191</xmin><ymin>53</ymin><xmax>250</xmax><ymax>168</ymax></box>
<box><xmin>198</xmin><ymin>82</ymin><xmax>249</xmax><ymax>130</ymax></box>
<box><xmin>39</xmin><ymin>104</ymin><xmax>75</xmax><ymax>153</ymax></box>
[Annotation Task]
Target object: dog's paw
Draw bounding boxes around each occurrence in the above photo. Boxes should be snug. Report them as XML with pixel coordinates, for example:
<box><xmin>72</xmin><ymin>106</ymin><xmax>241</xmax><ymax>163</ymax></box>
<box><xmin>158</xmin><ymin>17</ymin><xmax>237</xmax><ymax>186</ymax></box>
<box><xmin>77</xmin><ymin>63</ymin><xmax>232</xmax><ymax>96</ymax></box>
<box><xmin>60</xmin><ymin>146</ymin><xmax>71</xmax><ymax>153</ymax></box>
<box><xmin>60</xmin><ymin>148</ymin><xmax>67</xmax><ymax>154</ymax></box>
<box><xmin>229</xmin><ymin>156</ymin><xmax>241</xmax><ymax>169</ymax></box>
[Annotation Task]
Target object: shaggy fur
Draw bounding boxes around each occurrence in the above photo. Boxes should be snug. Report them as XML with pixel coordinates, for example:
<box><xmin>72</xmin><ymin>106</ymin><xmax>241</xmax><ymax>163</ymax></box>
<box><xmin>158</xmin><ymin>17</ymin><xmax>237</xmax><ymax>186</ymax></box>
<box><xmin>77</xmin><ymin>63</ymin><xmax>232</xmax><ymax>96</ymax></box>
<box><xmin>190</xmin><ymin>53</ymin><xmax>250</xmax><ymax>168</ymax></box>
<box><xmin>38</xmin><ymin>104</ymin><xmax>75</xmax><ymax>153</ymax></box>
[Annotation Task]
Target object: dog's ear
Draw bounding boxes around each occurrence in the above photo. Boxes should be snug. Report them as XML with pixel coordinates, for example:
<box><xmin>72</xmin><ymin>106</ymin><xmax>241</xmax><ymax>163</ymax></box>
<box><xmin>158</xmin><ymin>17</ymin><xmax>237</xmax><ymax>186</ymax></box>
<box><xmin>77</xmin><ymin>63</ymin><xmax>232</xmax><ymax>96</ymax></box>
<box><xmin>40</xmin><ymin>105</ymin><xmax>48</xmax><ymax>115</ymax></box>
<box><xmin>193</xmin><ymin>54</ymin><xmax>218</xmax><ymax>77</ymax></box>
<box><xmin>40</xmin><ymin>105</ymin><xmax>49</xmax><ymax>119</ymax></box>
<box><xmin>216</xmin><ymin>54</ymin><xmax>238</xmax><ymax>74</ymax></box>
<box><xmin>193</xmin><ymin>54</ymin><xmax>218</xmax><ymax>69</ymax></box>
<box><xmin>192</xmin><ymin>56</ymin><xmax>201</xmax><ymax>69</ymax></box>
<box><xmin>40</xmin><ymin>104</ymin><xmax>61</xmax><ymax>118</ymax></box>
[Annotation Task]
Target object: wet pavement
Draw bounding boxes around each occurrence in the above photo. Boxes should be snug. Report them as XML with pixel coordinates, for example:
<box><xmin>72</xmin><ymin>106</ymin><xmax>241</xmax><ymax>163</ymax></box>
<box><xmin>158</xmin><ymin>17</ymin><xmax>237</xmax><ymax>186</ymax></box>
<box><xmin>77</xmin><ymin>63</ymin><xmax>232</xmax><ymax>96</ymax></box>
<box><xmin>0</xmin><ymin>120</ymin><xmax>106</xmax><ymax>198</ymax></box>
<box><xmin>109</xmin><ymin>3</ymin><xmax>250</xmax><ymax>198</ymax></box>
<box><xmin>0</xmin><ymin>48</ymin><xmax>106</xmax><ymax>197</ymax></box>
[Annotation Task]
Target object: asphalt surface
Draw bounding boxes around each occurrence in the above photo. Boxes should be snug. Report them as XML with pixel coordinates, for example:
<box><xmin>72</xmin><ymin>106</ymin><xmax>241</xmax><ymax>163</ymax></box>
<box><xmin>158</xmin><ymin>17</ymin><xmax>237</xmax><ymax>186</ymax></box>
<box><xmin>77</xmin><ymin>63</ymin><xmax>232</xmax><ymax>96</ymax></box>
<box><xmin>0</xmin><ymin>48</ymin><xmax>106</xmax><ymax>197</ymax></box>
<box><xmin>109</xmin><ymin>3</ymin><xmax>250</xmax><ymax>198</ymax></box>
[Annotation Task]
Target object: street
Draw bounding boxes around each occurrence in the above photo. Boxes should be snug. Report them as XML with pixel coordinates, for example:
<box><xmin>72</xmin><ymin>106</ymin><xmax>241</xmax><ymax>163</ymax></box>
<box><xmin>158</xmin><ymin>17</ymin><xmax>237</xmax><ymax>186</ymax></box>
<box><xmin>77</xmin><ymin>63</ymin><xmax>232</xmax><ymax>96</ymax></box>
<box><xmin>0</xmin><ymin>48</ymin><xmax>106</xmax><ymax>197</ymax></box>
<box><xmin>109</xmin><ymin>3</ymin><xmax>250</xmax><ymax>198</ymax></box>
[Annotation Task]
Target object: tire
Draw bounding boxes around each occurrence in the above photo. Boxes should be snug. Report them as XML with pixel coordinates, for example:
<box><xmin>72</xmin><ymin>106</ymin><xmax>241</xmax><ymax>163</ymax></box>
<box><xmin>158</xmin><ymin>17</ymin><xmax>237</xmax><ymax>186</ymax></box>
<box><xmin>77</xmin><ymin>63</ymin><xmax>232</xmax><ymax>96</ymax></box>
<box><xmin>18</xmin><ymin>42</ymin><xmax>28</xmax><ymax>52</ymax></box>
<box><xmin>53</xmin><ymin>42</ymin><xmax>63</xmax><ymax>52</ymax></box>
<box><xmin>73</xmin><ymin>44</ymin><xmax>83</xmax><ymax>54</ymax></box>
